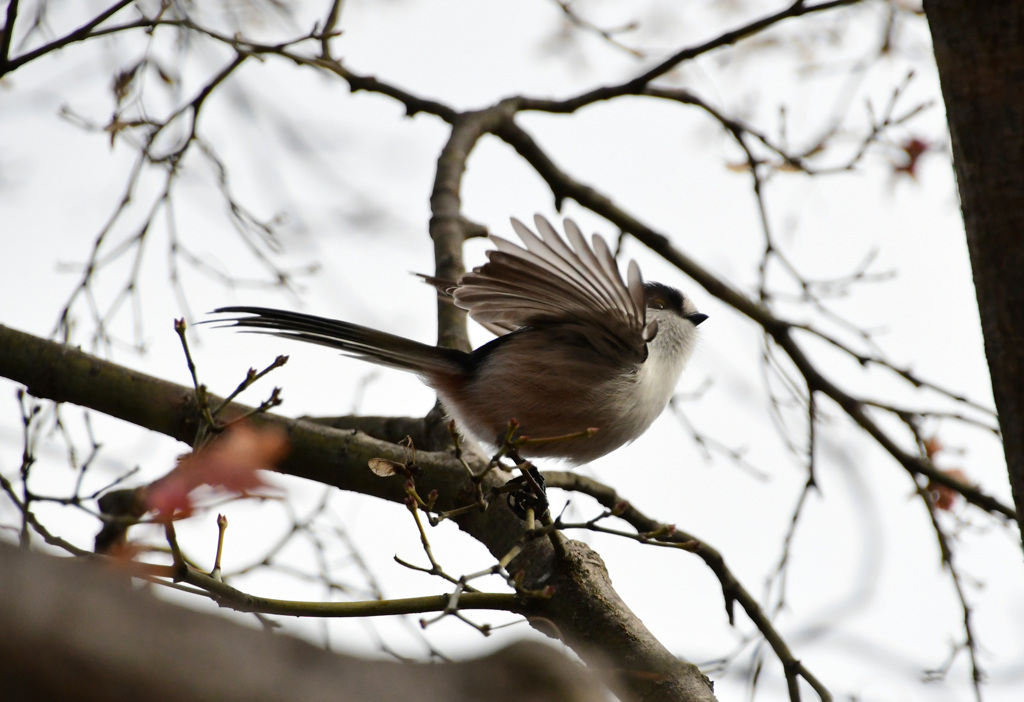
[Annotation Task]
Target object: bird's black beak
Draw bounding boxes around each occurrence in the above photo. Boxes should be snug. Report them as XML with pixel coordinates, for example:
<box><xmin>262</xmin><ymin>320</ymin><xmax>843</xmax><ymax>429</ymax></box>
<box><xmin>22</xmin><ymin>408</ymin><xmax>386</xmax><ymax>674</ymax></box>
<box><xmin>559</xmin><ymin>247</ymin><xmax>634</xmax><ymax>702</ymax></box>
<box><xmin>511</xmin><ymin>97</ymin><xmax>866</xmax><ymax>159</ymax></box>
<box><xmin>686</xmin><ymin>313</ymin><xmax>709</xmax><ymax>326</ymax></box>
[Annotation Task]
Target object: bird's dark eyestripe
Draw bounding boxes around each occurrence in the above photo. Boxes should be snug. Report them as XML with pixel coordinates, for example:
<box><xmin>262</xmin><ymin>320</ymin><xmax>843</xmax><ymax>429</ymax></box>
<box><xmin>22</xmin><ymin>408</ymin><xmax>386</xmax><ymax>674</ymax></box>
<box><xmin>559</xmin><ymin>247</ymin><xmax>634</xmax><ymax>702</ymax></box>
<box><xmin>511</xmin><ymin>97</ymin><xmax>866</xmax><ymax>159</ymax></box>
<box><xmin>643</xmin><ymin>282</ymin><xmax>684</xmax><ymax>313</ymax></box>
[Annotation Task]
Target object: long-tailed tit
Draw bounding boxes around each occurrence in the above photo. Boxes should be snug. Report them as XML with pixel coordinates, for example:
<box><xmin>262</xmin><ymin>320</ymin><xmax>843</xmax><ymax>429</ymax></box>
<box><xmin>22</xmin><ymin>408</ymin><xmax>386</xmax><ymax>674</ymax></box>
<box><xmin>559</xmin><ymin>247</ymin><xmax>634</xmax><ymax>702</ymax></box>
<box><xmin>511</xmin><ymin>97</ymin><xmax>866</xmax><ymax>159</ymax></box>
<box><xmin>212</xmin><ymin>215</ymin><xmax>706</xmax><ymax>464</ymax></box>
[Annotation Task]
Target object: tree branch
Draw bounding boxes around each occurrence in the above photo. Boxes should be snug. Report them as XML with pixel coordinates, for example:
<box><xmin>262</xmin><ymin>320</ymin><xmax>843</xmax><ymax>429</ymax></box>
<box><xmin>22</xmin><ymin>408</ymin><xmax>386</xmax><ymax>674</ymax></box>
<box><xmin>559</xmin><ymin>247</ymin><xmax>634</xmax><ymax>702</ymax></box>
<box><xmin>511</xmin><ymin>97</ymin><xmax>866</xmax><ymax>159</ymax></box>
<box><xmin>0</xmin><ymin>541</ymin><xmax>610</xmax><ymax>702</ymax></box>
<box><xmin>926</xmin><ymin>0</ymin><xmax>1024</xmax><ymax>553</ymax></box>
<box><xmin>0</xmin><ymin>0</ymin><xmax>136</xmax><ymax>77</ymax></box>
<box><xmin>492</xmin><ymin>119</ymin><xmax>1015</xmax><ymax>522</ymax></box>
<box><xmin>544</xmin><ymin>471</ymin><xmax>833</xmax><ymax>701</ymax></box>
<box><xmin>0</xmin><ymin>322</ymin><xmax>716</xmax><ymax>702</ymax></box>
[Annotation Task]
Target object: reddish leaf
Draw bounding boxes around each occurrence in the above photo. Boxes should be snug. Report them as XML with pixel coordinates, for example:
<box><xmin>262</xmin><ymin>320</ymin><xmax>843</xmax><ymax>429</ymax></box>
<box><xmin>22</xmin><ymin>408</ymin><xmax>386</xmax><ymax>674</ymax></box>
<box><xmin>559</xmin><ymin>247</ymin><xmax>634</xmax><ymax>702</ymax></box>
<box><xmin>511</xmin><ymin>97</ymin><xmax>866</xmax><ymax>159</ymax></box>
<box><xmin>927</xmin><ymin>468</ymin><xmax>970</xmax><ymax>511</ymax></box>
<box><xmin>146</xmin><ymin>423</ymin><xmax>288</xmax><ymax>519</ymax></box>
<box><xmin>892</xmin><ymin>137</ymin><xmax>931</xmax><ymax>180</ymax></box>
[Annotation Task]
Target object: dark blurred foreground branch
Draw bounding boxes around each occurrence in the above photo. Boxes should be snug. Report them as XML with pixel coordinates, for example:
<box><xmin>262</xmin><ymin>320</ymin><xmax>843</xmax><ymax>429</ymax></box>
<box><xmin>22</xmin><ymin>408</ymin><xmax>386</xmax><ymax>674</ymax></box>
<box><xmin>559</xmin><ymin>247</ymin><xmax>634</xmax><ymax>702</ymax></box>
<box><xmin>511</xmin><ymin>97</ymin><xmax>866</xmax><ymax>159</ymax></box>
<box><xmin>0</xmin><ymin>541</ymin><xmax>610</xmax><ymax>702</ymax></box>
<box><xmin>0</xmin><ymin>322</ymin><xmax>716</xmax><ymax>702</ymax></box>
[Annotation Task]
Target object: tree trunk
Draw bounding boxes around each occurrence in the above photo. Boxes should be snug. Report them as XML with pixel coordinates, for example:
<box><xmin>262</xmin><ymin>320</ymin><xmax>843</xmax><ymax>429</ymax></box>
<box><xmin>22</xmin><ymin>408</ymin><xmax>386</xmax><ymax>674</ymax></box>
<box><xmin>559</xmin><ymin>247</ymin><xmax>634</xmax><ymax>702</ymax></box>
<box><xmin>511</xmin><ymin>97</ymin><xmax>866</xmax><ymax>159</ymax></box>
<box><xmin>925</xmin><ymin>1</ymin><xmax>1024</xmax><ymax>552</ymax></box>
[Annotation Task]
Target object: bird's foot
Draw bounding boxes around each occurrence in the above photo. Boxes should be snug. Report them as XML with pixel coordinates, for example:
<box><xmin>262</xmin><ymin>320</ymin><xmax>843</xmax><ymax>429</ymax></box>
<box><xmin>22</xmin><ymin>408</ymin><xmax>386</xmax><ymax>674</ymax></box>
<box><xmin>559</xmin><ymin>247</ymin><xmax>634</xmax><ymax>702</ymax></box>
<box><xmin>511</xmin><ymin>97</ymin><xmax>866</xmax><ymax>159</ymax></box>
<box><xmin>506</xmin><ymin>462</ymin><xmax>548</xmax><ymax>520</ymax></box>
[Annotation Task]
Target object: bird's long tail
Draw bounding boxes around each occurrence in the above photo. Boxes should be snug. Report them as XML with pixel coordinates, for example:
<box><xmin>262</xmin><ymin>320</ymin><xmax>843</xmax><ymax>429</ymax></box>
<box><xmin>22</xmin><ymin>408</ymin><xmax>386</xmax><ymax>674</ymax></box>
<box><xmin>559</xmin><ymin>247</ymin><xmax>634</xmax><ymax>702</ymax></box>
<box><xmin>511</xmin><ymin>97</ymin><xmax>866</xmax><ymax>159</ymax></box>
<box><xmin>210</xmin><ymin>306</ymin><xmax>468</xmax><ymax>377</ymax></box>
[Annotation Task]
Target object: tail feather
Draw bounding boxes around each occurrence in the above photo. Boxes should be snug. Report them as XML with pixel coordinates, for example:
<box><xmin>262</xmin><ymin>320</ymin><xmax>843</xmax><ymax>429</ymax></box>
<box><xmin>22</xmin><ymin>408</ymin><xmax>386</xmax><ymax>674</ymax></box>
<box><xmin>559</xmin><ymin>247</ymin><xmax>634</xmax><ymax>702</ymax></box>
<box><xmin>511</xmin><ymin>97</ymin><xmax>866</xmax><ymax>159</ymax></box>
<box><xmin>210</xmin><ymin>306</ymin><xmax>469</xmax><ymax>378</ymax></box>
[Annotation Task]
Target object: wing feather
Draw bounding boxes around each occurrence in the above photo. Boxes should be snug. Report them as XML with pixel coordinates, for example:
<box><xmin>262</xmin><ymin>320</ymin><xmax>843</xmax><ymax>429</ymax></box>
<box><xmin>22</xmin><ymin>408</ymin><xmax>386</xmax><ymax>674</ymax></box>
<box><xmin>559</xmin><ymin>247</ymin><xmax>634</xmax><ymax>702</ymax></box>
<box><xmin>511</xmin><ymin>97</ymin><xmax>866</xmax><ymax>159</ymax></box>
<box><xmin>451</xmin><ymin>215</ymin><xmax>647</xmax><ymax>359</ymax></box>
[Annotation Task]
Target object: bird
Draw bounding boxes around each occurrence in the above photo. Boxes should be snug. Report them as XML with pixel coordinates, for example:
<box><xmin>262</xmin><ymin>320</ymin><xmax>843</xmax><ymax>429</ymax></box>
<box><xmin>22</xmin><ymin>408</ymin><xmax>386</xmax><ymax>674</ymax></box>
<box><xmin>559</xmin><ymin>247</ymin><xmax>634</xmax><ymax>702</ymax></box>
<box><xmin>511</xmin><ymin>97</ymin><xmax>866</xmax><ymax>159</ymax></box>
<box><xmin>211</xmin><ymin>215</ymin><xmax>706</xmax><ymax>465</ymax></box>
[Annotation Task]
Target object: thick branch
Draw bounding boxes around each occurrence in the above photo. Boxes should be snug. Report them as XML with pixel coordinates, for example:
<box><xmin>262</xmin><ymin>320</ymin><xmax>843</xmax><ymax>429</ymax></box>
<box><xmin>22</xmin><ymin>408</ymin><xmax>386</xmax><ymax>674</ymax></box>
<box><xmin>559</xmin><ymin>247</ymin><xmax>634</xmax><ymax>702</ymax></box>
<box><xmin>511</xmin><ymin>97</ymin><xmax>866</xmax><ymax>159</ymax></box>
<box><xmin>0</xmin><ymin>541</ymin><xmax>609</xmax><ymax>702</ymax></box>
<box><xmin>0</xmin><ymin>0</ymin><xmax>18</xmax><ymax>71</ymax></box>
<box><xmin>428</xmin><ymin>105</ymin><xmax>520</xmax><ymax>352</ymax></box>
<box><xmin>0</xmin><ymin>323</ymin><xmax>716</xmax><ymax>702</ymax></box>
<box><xmin>544</xmin><ymin>471</ymin><xmax>832</xmax><ymax>701</ymax></box>
<box><xmin>925</xmin><ymin>0</ymin><xmax>1024</xmax><ymax>552</ymax></box>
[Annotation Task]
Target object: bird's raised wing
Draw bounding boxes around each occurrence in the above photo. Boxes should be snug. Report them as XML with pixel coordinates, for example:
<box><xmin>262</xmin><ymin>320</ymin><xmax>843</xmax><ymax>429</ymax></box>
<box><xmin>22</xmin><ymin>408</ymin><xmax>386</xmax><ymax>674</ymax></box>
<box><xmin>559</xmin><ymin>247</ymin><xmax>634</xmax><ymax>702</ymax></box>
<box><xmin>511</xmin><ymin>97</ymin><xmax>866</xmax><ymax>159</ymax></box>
<box><xmin>453</xmin><ymin>215</ymin><xmax>654</xmax><ymax>359</ymax></box>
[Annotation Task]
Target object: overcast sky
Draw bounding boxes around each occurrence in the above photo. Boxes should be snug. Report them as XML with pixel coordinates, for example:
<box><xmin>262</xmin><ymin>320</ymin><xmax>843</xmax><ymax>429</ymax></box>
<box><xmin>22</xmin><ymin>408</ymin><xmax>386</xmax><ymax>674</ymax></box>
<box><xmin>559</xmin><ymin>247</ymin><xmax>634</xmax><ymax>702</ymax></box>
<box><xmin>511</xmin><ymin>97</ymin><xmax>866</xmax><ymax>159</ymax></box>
<box><xmin>1</xmin><ymin>2</ymin><xmax>1021</xmax><ymax>700</ymax></box>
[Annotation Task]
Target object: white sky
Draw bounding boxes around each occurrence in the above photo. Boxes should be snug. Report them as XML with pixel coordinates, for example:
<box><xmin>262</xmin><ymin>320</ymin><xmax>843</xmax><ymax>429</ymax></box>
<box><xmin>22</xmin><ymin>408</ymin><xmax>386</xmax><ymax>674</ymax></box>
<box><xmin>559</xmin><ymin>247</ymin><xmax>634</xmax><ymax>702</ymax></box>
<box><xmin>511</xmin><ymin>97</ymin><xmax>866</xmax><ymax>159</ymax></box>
<box><xmin>1</xmin><ymin>1</ymin><xmax>1021</xmax><ymax>700</ymax></box>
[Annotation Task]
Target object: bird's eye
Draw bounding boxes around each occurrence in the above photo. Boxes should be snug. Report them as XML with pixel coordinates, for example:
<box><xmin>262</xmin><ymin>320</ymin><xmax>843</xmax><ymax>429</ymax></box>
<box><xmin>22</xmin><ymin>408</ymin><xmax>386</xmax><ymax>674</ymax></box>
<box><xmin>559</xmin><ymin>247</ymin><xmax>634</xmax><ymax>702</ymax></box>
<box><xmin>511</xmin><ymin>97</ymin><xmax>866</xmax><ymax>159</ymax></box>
<box><xmin>650</xmin><ymin>298</ymin><xmax>665</xmax><ymax>310</ymax></box>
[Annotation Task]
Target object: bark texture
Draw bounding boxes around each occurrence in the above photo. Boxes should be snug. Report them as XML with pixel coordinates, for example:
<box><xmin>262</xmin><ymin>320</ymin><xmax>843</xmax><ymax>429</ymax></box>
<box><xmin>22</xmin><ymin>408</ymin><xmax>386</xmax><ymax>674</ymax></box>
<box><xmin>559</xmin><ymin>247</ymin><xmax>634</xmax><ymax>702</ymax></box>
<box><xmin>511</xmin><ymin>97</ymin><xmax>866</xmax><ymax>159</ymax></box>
<box><xmin>0</xmin><ymin>541</ymin><xmax>614</xmax><ymax>702</ymax></box>
<box><xmin>925</xmin><ymin>1</ymin><xmax>1024</xmax><ymax>549</ymax></box>
<box><xmin>0</xmin><ymin>323</ymin><xmax>717</xmax><ymax>702</ymax></box>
